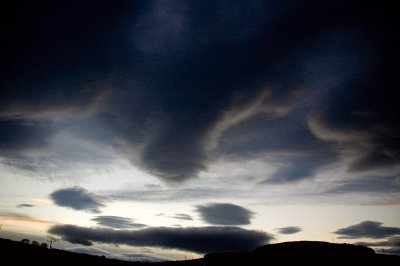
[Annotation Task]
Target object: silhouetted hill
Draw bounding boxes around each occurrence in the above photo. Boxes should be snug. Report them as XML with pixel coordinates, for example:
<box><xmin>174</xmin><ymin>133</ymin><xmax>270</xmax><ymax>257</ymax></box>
<box><xmin>254</xmin><ymin>240</ymin><xmax>375</xmax><ymax>256</ymax></box>
<box><xmin>0</xmin><ymin>238</ymin><xmax>139</xmax><ymax>266</ymax></box>
<box><xmin>205</xmin><ymin>241</ymin><xmax>400</xmax><ymax>265</ymax></box>
<box><xmin>0</xmin><ymin>238</ymin><xmax>203</xmax><ymax>266</ymax></box>
<box><xmin>1</xmin><ymin>238</ymin><xmax>399</xmax><ymax>266</ymax></box>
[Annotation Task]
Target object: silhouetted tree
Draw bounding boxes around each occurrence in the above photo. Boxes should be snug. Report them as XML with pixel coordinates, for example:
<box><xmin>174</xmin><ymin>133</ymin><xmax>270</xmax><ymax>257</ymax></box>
<box><xmin>21</xmin><ymin>239</ymin><xmax>30</xmax><ymax>244</ymax></box>
<box><xmin>31</xmin><ymin>240</ymin><xmax>39</xmax><ymax>246</ymax></box>
<box><xmin>40</xmin><ymin>243</ymin><xmax>48</xmax><ymax>248</ymax></box>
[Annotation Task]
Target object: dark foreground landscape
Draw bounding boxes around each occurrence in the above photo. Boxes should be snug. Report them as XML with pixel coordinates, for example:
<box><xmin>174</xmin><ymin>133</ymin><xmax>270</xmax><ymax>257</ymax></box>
<box><xmin>1</xmin><ymin>238</ymin><xmax>398</xmax><ymax>266</ymax></box>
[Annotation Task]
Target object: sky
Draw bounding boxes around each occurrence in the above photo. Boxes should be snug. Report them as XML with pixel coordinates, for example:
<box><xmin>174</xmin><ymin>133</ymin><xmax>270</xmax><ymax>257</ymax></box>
<box><xmin>0</xmin><ymin>0</ymin><xmax>399</xmax><ymax>261</ymax></box>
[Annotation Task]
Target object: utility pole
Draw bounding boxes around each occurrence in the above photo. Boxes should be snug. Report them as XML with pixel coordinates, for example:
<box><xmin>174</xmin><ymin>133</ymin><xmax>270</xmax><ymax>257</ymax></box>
<box><xmin>47</xmin><ymin>237</ymin><xmax>56</xmax><ymax>249</ymax></box>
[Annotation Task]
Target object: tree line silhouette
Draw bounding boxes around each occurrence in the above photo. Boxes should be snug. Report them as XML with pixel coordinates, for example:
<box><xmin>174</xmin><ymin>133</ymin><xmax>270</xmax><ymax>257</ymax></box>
<box><xmin>21</xmin><ymin>238</ymin><xmax>48</xmax><ymax>248</ymax></box>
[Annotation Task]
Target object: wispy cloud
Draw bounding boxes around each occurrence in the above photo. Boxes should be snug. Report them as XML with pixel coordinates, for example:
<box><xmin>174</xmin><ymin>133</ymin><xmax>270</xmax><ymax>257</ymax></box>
<box><xmin>326</xmin><ymin>176</ymin><xmax>400</xmax><ymax>194</ymax></box>
<box><xmin>16</xmin><ymin>204</ymin><xmax>35</xmax><ymax>208</ymax></box>
<box><xmin>91</xmin><ymin>216</ymin><xmax>146</xmax><ymax>229</ymax></box>
<box><xmin>0</xmin><ymin>212</ymin><xmax>54</xmax><ymax>226</ymax></box>
<box><xmin>106</xmin><ymin>187</ymin><xmax>231</xmax><ymax>202</ymax></box>
<box><xmin>170</xmin><ymin>213</ymin><xmax>193</xmax><ymax>221</ymax></box>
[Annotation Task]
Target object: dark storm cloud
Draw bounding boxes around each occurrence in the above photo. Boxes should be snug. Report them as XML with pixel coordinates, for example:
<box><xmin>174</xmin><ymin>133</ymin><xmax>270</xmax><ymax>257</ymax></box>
<box><xmin>126</xmin><ymin>0</ymin><xmax>330</xmax><ymax>183</ymax></box>
<box><xmin>91</xmin><ymin>216</ymin><xmax>146</xmax><ymax>229</ymax></box>
<box><xmin>277</xmin><ymin>226</ymin><xmax>302</xmax><ymax>235</ymax></box>
<box><xmin>334</xmin><ymin>221</ymin><xmax>400</xmax><ymax>239</ymax></box>
<box><xmin>1</xmin><ymin>0</ymin><xmax>397</xmax><ymax>185</ymax></box>
<box><xmin>109</xmin><ymin>0</ymin><xmax>397</xmax><ymax>184</ymax></box>
<box><xmin>304</xmin><ymin>1</ymin><xmax>399</xmax><ymax>174</ymax></box>
<box><xmin>50</xmin><ymin>187</ymin><xmax>105</xmax><ymax>213</ymax></box>
<box><xmin>49</xmin><ymin>224</ymin><xmax>271</xmax><ymax>254</ymax></box>
<box><xmin>0</xmin><ymin>0</ymin><xmax>131</xmax><ymax>161</ymax></box>
<box><xmin>131</xmin><ymin>0</ymin><xmax>398</xmax><ymax>183</ymax></box>
<box><xmin>308</xmin><ymin>108</ymin><xmax>400</xmax><ymax>174</ymax></box>
<box><xmin>0</xmin><ymin>119</ymin><xmax>55</xmax><ymax>157</ymax></box>
<box><xmin>196</xmin><ymin>203</ymin><xmax>254</xmax><ymax>225</ymax></box>
<box><xmin>219</xmin><ymin>108</ymin><xmax>339</xmax><ymax>184</ymax></box>
<box><xmin>17</xmin><ymin>204</ymin><xmax>35</xmax><ymax>208</ymax></box>
<box><xmin>0</xmin><ymin>1</ymin><xmax>136</xmax><ymax>119</ymax></box>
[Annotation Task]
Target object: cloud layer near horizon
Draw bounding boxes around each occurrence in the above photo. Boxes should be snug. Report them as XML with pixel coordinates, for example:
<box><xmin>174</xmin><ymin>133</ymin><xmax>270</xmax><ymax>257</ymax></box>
<box><xmin>49</xmin><ymin>224</ymin><xmax>271</xmax><ymax>254</ymax></box>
